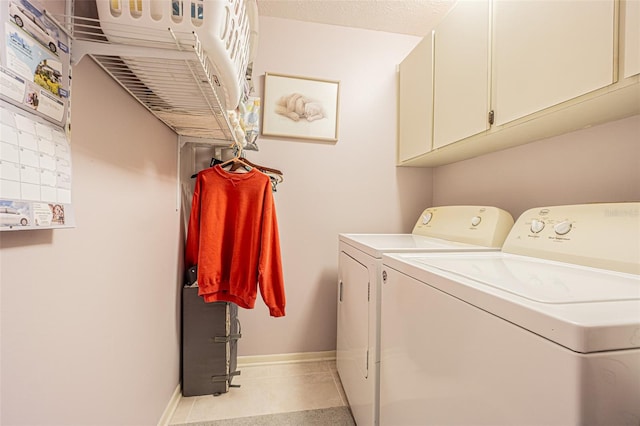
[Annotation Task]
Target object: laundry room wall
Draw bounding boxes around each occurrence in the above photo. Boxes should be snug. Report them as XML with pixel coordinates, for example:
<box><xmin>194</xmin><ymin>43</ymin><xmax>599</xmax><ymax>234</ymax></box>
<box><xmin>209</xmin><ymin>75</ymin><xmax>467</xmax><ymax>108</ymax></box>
<box><xmin>215</xmin><ymin>17</ymin><xmax>431</xmax><ymax>356</ymax></box>
<box><xmin>432</xmin><ymin>115</ymin><xmax>640</xmax><ymax>219</ymax></box>
<box><xmin>0</xmin><ymin>0</ymin><xmax>182</xmax><ymax>421</ymax></box>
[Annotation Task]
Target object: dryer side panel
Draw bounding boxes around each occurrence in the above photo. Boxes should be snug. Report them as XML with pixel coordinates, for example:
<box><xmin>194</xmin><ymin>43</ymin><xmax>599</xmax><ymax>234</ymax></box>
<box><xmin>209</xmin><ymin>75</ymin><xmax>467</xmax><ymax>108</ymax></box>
<box><xmin>337</xmin><ymin>249</ymin><xmax>375</xmax><ymax>426</ymax></box>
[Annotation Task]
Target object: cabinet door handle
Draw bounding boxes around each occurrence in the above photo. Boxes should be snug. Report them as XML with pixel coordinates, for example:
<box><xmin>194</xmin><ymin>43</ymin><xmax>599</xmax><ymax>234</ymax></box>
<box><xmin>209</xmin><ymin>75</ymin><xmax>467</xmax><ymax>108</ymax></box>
<box><xmin>488</xmin><ymin>110</ymin><xmax>495</xmax><ymax>125</ymax></box>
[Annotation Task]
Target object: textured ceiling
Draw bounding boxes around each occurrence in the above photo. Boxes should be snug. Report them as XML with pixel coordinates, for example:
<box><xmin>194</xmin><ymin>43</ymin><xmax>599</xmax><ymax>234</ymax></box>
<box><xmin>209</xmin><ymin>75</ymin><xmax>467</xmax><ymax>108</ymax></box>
<box><xmin>256</xmin><ymin>0</ymin><xmax>457</xmax><ymax>37</ymax></box>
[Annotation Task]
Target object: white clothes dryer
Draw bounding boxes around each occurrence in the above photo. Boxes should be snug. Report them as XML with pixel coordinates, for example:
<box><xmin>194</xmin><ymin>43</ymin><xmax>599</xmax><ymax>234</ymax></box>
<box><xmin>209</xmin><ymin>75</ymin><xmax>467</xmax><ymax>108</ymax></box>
<box><xmin>337</xmin><ymin>206</ymin><xmax>514</xmax><ymax>426</ymax></box>
<box><xmin>380</xmin><ymin>202</ymin><xmax>640</xmax><ymax>425</ymax></box>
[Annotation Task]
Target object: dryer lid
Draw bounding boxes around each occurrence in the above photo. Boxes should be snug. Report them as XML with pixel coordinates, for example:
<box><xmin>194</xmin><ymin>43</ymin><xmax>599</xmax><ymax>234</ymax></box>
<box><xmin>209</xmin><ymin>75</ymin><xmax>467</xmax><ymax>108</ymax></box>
<box><xmin>339</xmin><ymin>234</ymin><xmax>492</xmax><ymax>258</ymax></box>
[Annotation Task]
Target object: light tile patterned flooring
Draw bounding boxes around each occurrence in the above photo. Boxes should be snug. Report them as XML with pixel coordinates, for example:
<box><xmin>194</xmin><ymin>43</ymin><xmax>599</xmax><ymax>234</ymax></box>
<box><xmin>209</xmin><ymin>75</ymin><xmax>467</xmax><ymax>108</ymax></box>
<box><xmin>169</xmin><ymin>360</ymin><xmax>348</xmax><ymax>424</ymax></box>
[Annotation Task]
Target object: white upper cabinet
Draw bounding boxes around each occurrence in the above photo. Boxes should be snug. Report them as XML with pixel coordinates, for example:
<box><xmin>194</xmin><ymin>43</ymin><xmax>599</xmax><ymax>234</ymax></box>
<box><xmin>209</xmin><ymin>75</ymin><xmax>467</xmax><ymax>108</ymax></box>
<box><xmin>398</xmin><ymin>33</ymin><xmax>434</xmax><ymax>163</ymax></box>
<box><xmin>397</xmin><ymin>0</ymin><xmax>638</xmax><ymax>167</ymax></box>
<box><xmin>492</xmin><ymin>0</ymin><xmax>615</xmax><ymax>127</ymax></box>
<box><xmin>622</xmin><ymin>0</ymin><xmax>640</xmax><ymax>78</ymax></box>
<box><xmin>433</xmin><ymin>0</ymin><xmax>490</xmax><ymax>150</ymax></box>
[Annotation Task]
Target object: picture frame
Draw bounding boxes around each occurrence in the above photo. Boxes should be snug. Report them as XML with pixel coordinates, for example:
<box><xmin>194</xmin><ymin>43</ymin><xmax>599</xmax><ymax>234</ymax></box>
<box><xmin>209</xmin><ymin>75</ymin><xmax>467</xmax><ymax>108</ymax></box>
<box><xmin>262</xmin><ymin>73</ymin><xmax>340</xmax><ymax>142</ymax></box>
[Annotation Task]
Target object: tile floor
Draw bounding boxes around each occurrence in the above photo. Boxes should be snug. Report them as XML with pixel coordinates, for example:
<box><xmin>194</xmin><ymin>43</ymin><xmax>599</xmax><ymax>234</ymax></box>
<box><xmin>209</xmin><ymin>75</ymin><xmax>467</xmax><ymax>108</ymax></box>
<box><xmin>169</xmin><ymin>360</ymin><xmax>348</xmax><ymax>424</ymax></box>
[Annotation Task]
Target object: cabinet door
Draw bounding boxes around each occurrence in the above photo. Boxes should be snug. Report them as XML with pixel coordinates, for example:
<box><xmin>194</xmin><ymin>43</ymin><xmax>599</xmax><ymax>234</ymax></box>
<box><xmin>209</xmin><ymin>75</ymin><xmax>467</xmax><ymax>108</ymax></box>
<box><xmin>622</xmin><ymin>0</ymin><xmax>640</xmax><ymax>78</ymax></box>
<box><xmin>433</xmin><ymin>0</ymin><xmax>490</xmax><ymax>149</ymax></box>
<box><xmin>492</xmin><ymin>0</ymin><xmax>615</xmax><ymax>127</ymax></box>
<box><xmin>398</xmin><ymin>34</ymin><xmax>434</xmax><ymax>163</ymax></box>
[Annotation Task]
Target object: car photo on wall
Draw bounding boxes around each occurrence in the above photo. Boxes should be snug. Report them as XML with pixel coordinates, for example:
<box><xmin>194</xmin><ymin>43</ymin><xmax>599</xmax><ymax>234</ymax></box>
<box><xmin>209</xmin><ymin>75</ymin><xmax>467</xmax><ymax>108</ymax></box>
<box><xmin>8</xmin><ymin>0</ymin><xmax>58</xmax><ymax>53</ymax></box>
<box><xmin>0</xmin><ymin>206</ymin><xmax>29</xmax><ymax>227</ymax></box>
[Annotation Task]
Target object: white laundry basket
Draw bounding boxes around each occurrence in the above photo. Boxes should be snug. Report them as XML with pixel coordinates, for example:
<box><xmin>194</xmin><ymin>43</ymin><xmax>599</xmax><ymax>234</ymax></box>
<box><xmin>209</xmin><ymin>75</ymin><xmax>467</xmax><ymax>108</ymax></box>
<box><xmin>95</xmin><ymin>0</ymin><xmax>257</xmax><ymax>111</ymax></box>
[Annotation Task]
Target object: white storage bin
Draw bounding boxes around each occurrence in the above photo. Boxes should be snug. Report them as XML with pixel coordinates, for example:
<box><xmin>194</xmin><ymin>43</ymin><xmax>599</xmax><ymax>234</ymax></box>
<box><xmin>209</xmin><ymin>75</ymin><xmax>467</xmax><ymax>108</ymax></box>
<box><xmin>95</xmin><ymin>0</ymin><xmax>257</xmax><ymax>111</ymax></box>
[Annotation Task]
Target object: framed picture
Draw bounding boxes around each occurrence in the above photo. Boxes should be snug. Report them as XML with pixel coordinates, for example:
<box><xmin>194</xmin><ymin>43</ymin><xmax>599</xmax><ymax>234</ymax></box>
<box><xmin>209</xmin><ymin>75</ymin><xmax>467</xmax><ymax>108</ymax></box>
<box><xmin>262</xmin><ymin>73</ymin><xmax>340</xmax><ymax>142</ymax></box>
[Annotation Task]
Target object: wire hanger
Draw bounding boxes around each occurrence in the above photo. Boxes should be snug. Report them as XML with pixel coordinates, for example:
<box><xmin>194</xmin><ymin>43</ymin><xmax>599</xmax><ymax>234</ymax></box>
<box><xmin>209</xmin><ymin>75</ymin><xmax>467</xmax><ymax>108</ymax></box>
<box><xmin>221</xmin><ymin>142</ymin><xmax>284</xmax><ymax>180</ymax></box>
<box><xmin>221</xmin><ymin>144</ymin><xmax>285</xmax><ymax>192</ymax></box>
<box><xmin>191</xmin><ymin>130</ymin><xmax>285</xmax><ymax>190</ymax></box>
<box><xmin>220</xmin><ymin>142</ymin><xmax>252</xmax><ymax>172</ymax></box>
<box><xmin>234</xmin><ymin>156</ymin><xmax>283</xmax><ymax>176</ymax></box>
<box><xmin>190</xmin><ymin>157</ymin><xmax>223</xmax><ymax>179</ymax></box>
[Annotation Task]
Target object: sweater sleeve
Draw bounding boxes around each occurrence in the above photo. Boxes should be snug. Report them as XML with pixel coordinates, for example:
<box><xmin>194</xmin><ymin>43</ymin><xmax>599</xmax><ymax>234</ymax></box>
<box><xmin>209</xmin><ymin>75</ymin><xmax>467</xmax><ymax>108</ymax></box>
<box><xmin>184</xmin><ymin>175</ymin><xmax>202</xmax><ymax>268</ymax></box>
<box><xmin>257</xmin><ymin>182</ymin><xmax>286</xmax><ymax>317</ymax></box>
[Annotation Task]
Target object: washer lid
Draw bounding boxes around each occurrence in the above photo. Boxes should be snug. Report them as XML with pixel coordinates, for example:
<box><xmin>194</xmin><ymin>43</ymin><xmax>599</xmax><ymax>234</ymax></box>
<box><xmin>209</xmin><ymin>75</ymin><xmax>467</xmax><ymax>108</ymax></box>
<box><xmin>339</xmin><ymin>234</ymin><xmax>494</xmax><ymax>259</ymax></box>
<box><xmin>416</xmin><ymin>254</ymin><xmax>640</xmax><ymax>304</ymax></box>
<box><xmin>383</xmin><ymin>252</ymin><xmax>640</xmax><ymax>353</ymax></box>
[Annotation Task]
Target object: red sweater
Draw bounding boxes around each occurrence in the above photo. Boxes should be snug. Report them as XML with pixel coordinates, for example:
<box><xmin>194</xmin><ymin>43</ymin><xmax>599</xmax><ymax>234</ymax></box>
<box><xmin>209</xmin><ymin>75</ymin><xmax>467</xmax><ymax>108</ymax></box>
<box><xmin>185</xmin><ymin>166</ymin><xmax>285</xmax><ymax>317</ymax></box>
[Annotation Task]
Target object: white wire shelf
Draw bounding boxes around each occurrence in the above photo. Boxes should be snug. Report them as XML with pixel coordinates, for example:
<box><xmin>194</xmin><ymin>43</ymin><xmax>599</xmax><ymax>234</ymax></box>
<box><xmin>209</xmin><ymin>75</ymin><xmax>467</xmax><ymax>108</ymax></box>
<box><xmin>55</xmin><ymin>11</ymin><xmax>245</xmax><ymax>144</ymax></box>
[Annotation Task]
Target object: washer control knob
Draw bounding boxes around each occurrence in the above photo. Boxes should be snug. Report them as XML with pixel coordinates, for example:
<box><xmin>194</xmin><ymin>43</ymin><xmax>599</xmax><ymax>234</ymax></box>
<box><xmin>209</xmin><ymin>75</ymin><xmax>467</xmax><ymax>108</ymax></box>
<box><xmin>531</xmin><ymin>219</ymin><xmax>545</xmax><ymax>233</ymax></box>
<box><xmin>471</xmin><ymin>216</ymin><xmax>482</xmax><ymax>227</ymax></box>
<box><xmin>554</xmin><ymin>221</ymin><xmax>572</xmax><ymax>236</ymax></box>
<box><xmin>422</xmin><ymin>212</ymin><xmax>433</xmax><ymax>225</ymax></box>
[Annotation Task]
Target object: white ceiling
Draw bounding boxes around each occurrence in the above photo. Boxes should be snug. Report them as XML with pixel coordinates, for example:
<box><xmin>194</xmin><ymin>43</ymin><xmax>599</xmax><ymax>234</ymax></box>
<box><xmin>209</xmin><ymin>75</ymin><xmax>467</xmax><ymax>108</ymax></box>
<box><xmin>256</xmin><ymin>0</ymin><xmax>457</xmax><ymax>37</ymax></box>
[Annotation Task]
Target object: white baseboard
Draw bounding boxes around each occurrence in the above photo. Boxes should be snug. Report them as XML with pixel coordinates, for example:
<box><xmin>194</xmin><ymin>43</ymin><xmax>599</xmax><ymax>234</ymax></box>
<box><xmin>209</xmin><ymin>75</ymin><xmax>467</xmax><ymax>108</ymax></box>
<box><xmin>157</xmin><ymin>383</ymin><xmax>182</xmax><ymax>426</ymax></box>
<box><xmin>237</xmin><ymin>350</ymin><xmax>336</xmax><ymax>367</ymax></box>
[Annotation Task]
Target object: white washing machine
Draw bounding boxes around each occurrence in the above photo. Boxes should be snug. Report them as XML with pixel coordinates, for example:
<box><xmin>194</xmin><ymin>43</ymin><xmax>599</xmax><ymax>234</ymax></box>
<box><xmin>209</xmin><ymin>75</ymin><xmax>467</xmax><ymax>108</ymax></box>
<box><xmin>337</xmin><ymin>206</ymin><xmax>515</xmax><ymax>426</ymax></box>
<box><xmin>380</xmin><ymin>202</ymin><xmax>640</xmax><ymax>425</ymax></box>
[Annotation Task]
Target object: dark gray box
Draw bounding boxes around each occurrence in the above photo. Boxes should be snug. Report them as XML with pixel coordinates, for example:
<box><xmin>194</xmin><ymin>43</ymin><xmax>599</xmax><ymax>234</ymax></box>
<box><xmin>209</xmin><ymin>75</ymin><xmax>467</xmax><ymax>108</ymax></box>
<box><xmin>182</xmin><ymin>286</ymin><xmax>240</xmax><ymax>397</ymax></box>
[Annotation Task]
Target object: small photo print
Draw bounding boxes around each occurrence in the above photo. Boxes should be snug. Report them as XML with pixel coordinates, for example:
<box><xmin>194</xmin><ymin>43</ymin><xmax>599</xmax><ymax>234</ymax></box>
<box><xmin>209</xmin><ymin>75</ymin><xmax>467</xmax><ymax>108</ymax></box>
<box><xmin>0</xmin><ymin>201</ymin><xmax>31</xmax><ymax>227</ymax></box>
<box><xmin>31</xmin><ymin>202</ymin><xmax>64</xmax><ymax>226</ymax></box>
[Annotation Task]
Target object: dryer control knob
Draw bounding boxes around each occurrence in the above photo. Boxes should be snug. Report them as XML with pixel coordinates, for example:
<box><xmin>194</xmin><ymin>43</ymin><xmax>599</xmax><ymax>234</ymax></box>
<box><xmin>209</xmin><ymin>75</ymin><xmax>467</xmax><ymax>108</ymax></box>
<box><xmin>422</xmin><ymin>212</ymin><xmax>433</xmax><ymax>225</ymax></box>
<box><xmin>554</xmin><ymin>221</ymin><xmax>572</xmax><ymax>236</ymax></box>
<box><xmin>531</xmin><ymin>219</ymin><xmax>545</xmax><ymax>233</ymax></box>
<box><xmin>471</xmin><ymin>216</ymin><xmax>482</xmax><ymax>227</ymax></box>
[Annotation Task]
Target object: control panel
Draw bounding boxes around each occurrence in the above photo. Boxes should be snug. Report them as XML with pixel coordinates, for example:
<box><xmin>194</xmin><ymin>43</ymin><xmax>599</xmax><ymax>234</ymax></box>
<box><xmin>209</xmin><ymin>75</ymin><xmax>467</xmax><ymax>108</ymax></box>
<box><xmin>502</xmin><ymin>203</ymin><xmax>640</xmax><ymax>275</ymax></box>
<box><xmin>412</xmin><ymin>206</ymin><xmax>514</xmax><ymax>248</ymax></box>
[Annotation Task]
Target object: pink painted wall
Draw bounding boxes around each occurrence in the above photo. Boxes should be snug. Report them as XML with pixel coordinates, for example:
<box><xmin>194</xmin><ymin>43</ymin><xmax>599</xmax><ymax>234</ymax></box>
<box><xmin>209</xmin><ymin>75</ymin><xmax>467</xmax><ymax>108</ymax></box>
<box><xmin>432</xmin><ymin>115</ymin><xmax>640</xmax><ymax>219</ymax></box>
<box><xmin>1</xmin><ymin>54</ymin><xmax>181</xmax><ymax>425</ymax></box>
<box><xmin>227</xmin><ymin>17</ymin><xmax>432</xmax><ymax>356</ymax></box>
